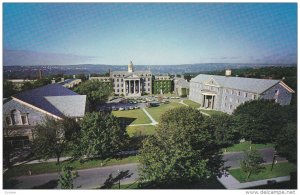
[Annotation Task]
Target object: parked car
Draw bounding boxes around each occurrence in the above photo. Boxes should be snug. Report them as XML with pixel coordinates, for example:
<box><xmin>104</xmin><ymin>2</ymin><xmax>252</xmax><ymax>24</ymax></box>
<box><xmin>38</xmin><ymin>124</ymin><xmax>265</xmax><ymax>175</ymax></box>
<box><xmin>134</xmin><ymin>106</ymin><xmax>140</xmax><ymax>109</ymax></box>
<box><xmin>112</xmin><ymin>106</ymin><xmax>117</xmax><ymax>111</ymax></box>
<box><xmin>119</xmin><ymin>107</ymin><xmax>124</xmax><ymax>111</ymax></box>
<box><xmin>129</xmin><ymin>106</ymin><xmax>134</xmax><ymax>110</ymax></box>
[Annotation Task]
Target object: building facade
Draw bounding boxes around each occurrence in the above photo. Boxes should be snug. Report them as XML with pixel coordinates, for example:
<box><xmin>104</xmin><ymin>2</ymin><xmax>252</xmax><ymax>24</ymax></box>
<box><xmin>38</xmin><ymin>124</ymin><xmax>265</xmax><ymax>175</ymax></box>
<box><xmin>174</xmin><ymin>76</ymin><xmax>189</xmax><ymax>97</ymax></box>
<box><xmin>189</xmin><ymin>72</ymin><xmax>294</xmax><ymax>114</ymax></box>
<box><xmin>3</xmin><ymin>84</ymin><xmax>87</xmax><ymax>146</ymax></box>
<box><xmin>91</xmin><ymin>61</ymin><xmax>152</xmax><ymax>97</ymax></box>
<box><xmin>152</xmin><ymin>75</ymin><xmax>173</xmax><ymax>94</ymax></box>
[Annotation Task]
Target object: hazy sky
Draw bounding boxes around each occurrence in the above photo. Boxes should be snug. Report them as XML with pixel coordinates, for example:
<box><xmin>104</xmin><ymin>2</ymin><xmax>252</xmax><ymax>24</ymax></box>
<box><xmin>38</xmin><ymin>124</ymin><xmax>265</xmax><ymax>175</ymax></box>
<box><xmin>3</xmin><ymin>3</ymin><xmax>297</xmax><ymax>65</ymax></box>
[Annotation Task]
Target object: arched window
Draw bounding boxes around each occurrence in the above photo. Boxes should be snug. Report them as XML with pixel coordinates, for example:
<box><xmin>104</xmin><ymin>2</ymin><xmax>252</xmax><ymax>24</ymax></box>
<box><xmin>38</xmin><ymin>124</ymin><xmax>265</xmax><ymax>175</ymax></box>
<box><xmin>11</xmin><ymin>110</ymin><xmax>21</xmax><ymax>125</ymax></box>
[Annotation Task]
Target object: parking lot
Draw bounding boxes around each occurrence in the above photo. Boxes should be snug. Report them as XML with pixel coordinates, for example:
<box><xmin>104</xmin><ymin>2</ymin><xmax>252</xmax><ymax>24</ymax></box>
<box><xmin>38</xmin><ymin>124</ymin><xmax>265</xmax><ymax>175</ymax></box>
<box><xmin>98</xmin><ymin>95</ymin><xmax>182</xmax><ymax>112</ymax></box>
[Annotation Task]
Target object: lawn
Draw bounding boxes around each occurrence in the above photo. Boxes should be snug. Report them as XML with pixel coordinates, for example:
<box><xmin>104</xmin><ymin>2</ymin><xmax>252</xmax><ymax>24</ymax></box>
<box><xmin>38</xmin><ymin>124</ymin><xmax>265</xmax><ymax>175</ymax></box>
<box><xmin>224</xmin><ymin>141</ymin><xmax>275</xmax><ymax>152</ymax></box>
<box><xmin>126</xmin><ymin>125</ymin><xmax>156</xmax><ymax>137</ymax></box>
<box><xmin>112</xmin><ymin>109</ymin><xmax>151</xmax><ymax>125</ymax></box>
<box><xmin>4</xmin><ymin>155</ymin><xmax>139</xmax><ymax>178</ymax></box>
<box><xmin>183</xmin><ymin>99</ymin><xmax>201</xmax><ymax>108</ymax></box>
<box><xmin>229</xmin><ymin>162</ymin><xmax>297</xmax><ymax>183</ymax></box>
<box><xmin>146</xmin><ymin>102</ymin><xmax>185</xmax><ymax>122</ymax></box>
<box><xmin>199</xmin><ymin>108</ymin><xmax>226</xmax><ymax>116</ymax></box>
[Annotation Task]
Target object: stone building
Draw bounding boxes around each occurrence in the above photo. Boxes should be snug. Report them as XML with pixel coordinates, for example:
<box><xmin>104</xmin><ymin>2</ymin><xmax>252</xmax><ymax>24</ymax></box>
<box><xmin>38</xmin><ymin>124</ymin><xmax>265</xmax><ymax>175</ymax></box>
<box><xmin>3</xmin><ymin>84</ymin><xmax>87</xmax><ymax>147</ymax></box>
<box><xmin>189</xmin><ymin>71</ymin><xmax>295</xmax><ymax>114</ymax></box>
<box><xmin>174</xmin><ymin>76</ymin><xmax>189</xmax><ymax>97</ymax></box>
<box><xmin>110</xmin><ymin>61</ymin><xmax>152</xmax><ymax>97</ymax></box>
<box><xmin>152</xmin><ymin>75</ymin><xmax>173</xmax><ymax>94</ymax></box>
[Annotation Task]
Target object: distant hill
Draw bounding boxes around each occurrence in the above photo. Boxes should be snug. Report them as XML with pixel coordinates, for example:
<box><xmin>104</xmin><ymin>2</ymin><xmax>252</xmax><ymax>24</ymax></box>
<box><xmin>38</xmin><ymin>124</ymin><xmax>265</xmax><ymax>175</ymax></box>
<box><xmin>3</xmin><ymin>63</ymin><xmax>296</xmax><ymax>79</ymax></box>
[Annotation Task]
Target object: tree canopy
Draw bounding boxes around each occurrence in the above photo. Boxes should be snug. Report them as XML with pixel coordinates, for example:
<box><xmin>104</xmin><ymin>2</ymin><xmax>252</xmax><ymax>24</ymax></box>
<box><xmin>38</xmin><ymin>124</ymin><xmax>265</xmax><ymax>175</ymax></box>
<box><xmin>73</xmin><ymin>80</ymin><xmax>113</xmax><ymax>110</ymax></box>
<box><xmin>240</xmin><ymin>149</ymin><xmax>265</xmax><ymax>180</ymax></box>
<box><xmin>275</xmin><ymin>122</ymin><xmax>297</xmax><ymax>163</ymax></box>
<box><xmin>32</xmin><ymin>117</ymin><xmax>80</xmax><ymax>164</ymax></box>
<box><xmin>74</xmin><ymin>112</ymin><xmax>128</xmax><ymax>159</ymax></box>
<box><xmin>232</xmin><ymin>100</ymin><xmax>286</xmax><ymax>143</ymax></box>
<box><xmin>138</xmin><ymin>107</ymin><xmax>225</xmax><ymax>187</ymax></box>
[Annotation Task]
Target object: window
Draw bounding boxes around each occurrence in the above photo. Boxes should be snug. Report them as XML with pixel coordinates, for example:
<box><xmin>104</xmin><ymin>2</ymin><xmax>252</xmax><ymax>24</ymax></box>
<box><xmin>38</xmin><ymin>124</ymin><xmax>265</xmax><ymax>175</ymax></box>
<box><xmin>238</xmin><ymin>91</ymin><xmax>241</xmax><ymax>96</ymax></box>
<box><xmin>21</xmin><ymin>115</ymin><xmax>28</xmax><ymax>125</ymax></box>
<box><xmin>117</xmin><ymin>89</ymin><xmax>119</xmax><ymax>92</ymax></box>
<box><xmin>117</xmin><ymin>84</ymin><xmax>119</xmax><ymax>87</ymax></box>
<box><xmin>121</xmin><ymin>79</ymin><xmax>123</xmax><ymax>82</ymax></box>
<box><xmin>225</xmin><ymin>96</ymin><xmax>227</xmax><ymax>100</ymax></box>
<box><xmin>231</xmin><ymin>90</ymin><xmax>234</xmax><ymax>95</ymax></box>
<box><xmin>12</xmin><ymin>110</ymin><xmax>21</xmax><ymax>125</ymax></box>
<box><xmin>6</xmin><ymin>117</ymin><xmax>12</xmax><ymax>126</ymax></box>
<box><xmin>121</xmin><ymin>89</ymin><xmax>123</xmax><ymax>92</ymax></box>
<box><xmin>230</xmin><ymin>105</ymin><xmax>232</xmax><ymax>110</ymax></box>
<box><xmin>244</xmin><ymin>92</ymin><xmax>248</xmax><ymax>98</ymax></box>
<box><xmin>275</xmin><ymin>89</ymin><xmax>279</xmax><ymax>95</ymax></box>
<box><xmin>148</xmin><ymin>83</ymin><xmax>150</xmax><ymax>86</ymax></box>
<box><xmin>117</xmin><ymin>79</ymin><xmax>119</xmax><ymax>82</ymax></box>
<box><xmin>121</xmin><ymin>84</ymin><xmax>123</xmax><ymax>87</ymax></box>
<box><xmin>252</xmin><ymin>94</ymin><xmax>257</xmax><ymax>100</ymax></box>
<box><xmin>148</xmin><ymin>78</ymin><xmax>150</xmax><ymax>81</ymax></box>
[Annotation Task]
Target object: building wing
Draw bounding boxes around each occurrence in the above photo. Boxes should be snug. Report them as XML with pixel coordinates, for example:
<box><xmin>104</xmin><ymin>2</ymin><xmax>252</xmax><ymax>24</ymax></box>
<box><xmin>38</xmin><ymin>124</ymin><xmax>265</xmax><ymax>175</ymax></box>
<box><xmin>191</xmin><ymin>74</ymin><xmax>281</xmax><ymax>94</ymax></box>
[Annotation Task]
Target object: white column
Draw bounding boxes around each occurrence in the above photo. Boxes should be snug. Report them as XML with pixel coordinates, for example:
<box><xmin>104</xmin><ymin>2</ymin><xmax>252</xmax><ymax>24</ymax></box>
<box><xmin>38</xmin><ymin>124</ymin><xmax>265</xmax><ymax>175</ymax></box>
<box><xmin>134</xmin><ymin>80</ymin><xmax>136</xmax><ymax>94</ymax></box>
<box><xmin>139</xmin><ymin>80</ymin><xmax>141</xmax><ymax>94</ymax></box>
<box><xmin>129</xmin><ymin>80</ymin><xmax>131</xmax><ymax>94</ymax></box>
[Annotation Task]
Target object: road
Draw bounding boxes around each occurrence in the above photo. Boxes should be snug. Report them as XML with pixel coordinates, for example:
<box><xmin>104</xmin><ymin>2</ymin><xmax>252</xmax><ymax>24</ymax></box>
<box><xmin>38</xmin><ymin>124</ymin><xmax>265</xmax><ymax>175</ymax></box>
<box><xmin>9</xmin><ymin>148</ymin><xmax>286</xmax><ymax>189</ymax></box>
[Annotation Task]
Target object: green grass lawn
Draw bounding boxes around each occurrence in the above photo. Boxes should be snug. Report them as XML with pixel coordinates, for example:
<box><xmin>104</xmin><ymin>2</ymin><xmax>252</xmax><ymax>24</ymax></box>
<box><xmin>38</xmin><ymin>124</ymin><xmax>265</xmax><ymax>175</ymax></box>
<box><xmin>112</xmin><ymin>109</ymin><xmax>151</xmax><ymax>125</ymax></box>
<box><xmin>229</xmin><ymin>162</ymin><xmax>297</xmax><ymax>183</ymax></box>
<box><xmin>146</xmin><ymin>102</ymin><xmax>185</xmax><ymax>122</ymax></box>
<box><xmin>183</xmin><ymin>99</ymin><xmax>201</xmax><ymax>108</ymax></box>
<box><xmin>224</xmin><ymin>141</ymin><xmax>275</xmax><ymax>152</ymax></box>
<box><xmin>199</xmin><ymin>108</ymin><xmax>225</xmax><ymax>116</ymax></box>
<box><xmin>126</xmin><ymin>125</ymin><xmax>156</xmax><ymax>137</ymax></box>
<box><xmin>4</xmin><ymin>155</ymin><xmax>139</xmax><ymax>178</ymax></box>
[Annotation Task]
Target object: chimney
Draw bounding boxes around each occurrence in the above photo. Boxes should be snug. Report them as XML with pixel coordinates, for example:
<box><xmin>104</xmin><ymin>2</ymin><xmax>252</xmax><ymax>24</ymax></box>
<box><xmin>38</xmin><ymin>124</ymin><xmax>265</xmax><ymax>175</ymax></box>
<box><xmin>51</xmin><ymin>79</ymin><xmax>55</xmax><ymax>84</ymax></box>
<box><xmin>61</xmin><ymin>78</ymin><xmax>65</xmax><ymax>82</ymax></box>
<box><xmin>225</xmin><ymin>69</ymin><xmax>232</xmax><ymax>77</ymax></box>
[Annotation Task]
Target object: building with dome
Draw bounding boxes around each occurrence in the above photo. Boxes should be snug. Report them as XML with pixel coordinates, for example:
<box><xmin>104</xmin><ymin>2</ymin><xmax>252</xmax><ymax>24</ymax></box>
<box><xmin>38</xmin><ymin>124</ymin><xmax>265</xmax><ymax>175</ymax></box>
<box><xmin>110</xmin><ymin>61</ymin><xmax>152</xmax><ymax>97</ymax></box>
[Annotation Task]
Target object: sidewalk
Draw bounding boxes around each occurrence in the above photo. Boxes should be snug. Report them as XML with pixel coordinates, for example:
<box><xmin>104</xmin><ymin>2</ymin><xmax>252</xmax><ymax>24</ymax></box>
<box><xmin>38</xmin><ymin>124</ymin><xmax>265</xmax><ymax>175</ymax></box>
<box><xmin>218</xmin><ymin>172</ymin><xmax>290</xmax><ymax>189</ymax></box>
<box><xmin>142</xmin><ymin>108</ymin><xmax>158</xmax><ymax>125</ymax></box>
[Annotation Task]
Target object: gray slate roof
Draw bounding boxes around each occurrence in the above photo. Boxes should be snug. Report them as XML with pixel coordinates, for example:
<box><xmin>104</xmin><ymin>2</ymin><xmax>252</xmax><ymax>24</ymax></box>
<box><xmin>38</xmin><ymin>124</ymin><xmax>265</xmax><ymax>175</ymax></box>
<box><xmin>12</xmin><ymin>84</ymin><xmax>86</xmax><ymax>118</ymax></box>
<box><xmin>175</xmin><ymin>78</ymin><xmax>189</xmax><ymax>88</ymax></box>
<box><xmin>45</xmin><ymin>95</ymin><xmax>86</xmax><ymax>118</ymax></box>
<box><xmin>191</xmin><ymin>74</ymin><xmax>280</xmax><ymax>94</ymax></box>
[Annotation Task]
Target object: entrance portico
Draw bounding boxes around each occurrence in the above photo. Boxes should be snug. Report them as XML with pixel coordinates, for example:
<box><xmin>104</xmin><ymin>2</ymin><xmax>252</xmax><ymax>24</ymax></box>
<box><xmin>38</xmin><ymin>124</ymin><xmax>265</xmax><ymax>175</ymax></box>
<box><xmin>202</xmin><ymin>91</ymin><xmax>216</xmax><ymax>109</ymax></box>
<box><xmin>124</xmin><ymin>74</ymin><xmax>141</xmax><ymax>97</ymax></box>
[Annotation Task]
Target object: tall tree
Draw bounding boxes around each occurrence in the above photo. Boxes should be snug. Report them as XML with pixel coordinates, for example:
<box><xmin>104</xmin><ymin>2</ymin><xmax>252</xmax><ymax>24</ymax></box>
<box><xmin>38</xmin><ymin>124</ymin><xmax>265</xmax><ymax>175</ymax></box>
<box><xmin>138</xmin><ymin>107</ymin><xmax>225</xmax><ymax>187</ymax></box>
<box><xmin>74</xmin><ymin>112</ymin><xmax>128</xmax><ymax>159</ymax></box>
<box><xmin>206</xmin><ymin>114</ymin><xmax>239</xmax><ymax>147</ymax></box>
<box><xmin>32</xmin><ymin>117</ymin><xmax>80</xmax><ymax>164</ymax></box>
<box><xmin>233</xmin><ymin>100</ymin><xmax>285</xmax><ymax>143</ymax></box>
<box><xmin>240</xmin><ymin>149</ymin><xmax>265</xmax><ymax>180</ymax></box>
<box><xmin>73</xmin><ymin>80</ymin><xmax>113</xmax><ymax>110</ymax></box>
<box><xmin>275</xmin><ymin>122</ymin><xmax>297</xmax><ymax>163</ymax></box>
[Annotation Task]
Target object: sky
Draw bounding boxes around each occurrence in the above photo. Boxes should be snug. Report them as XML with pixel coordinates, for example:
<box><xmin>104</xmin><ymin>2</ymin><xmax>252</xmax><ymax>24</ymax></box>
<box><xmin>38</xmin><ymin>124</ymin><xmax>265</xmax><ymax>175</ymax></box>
<box><xmin>3</xmin><ymin>3</ymin><xmax>298</xmax><ymax>65</ymax></box>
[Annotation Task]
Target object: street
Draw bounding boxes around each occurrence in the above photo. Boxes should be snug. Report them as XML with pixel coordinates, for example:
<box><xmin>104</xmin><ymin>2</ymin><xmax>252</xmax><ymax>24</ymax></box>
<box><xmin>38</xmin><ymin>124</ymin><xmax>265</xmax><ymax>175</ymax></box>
<box><xmin>9</xmin><ymin>148</ymin><xmax>286</xmax><ymax>189</ymax></box>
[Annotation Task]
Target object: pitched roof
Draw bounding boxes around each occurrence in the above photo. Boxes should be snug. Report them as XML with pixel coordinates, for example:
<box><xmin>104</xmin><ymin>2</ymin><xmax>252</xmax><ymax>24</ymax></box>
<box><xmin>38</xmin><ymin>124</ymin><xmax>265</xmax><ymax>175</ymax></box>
<box><xmin>191</xmin><ymin>74</ymin><xmax>282</xmax><ymax>94</ymax></box>
<box><xmin>175</xmin><ymin>78</ymin><xmax>189</xmax><ymax>88</ymax></box>
<box><xmin>12</xmin><ymin>84</ymin><xmax>86</xmax><ymax>118</ymax></box>
<box><xmin>45</xmin><ymin>95</ymin><xmax>86</xmax><ymax>118</ymax></box>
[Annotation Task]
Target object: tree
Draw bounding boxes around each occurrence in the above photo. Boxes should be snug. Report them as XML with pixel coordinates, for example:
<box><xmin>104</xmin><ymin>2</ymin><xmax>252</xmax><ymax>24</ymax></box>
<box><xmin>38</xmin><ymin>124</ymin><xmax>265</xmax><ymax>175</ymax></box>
<box><xmin>74</xmin><ymin>112</ymin><xmax>129</xmax><ymax>159</ymax></box>
<box><xmin>138</xmin><ymin>107</ymin><xmax>225</xmax><ymax>187</ymax></box>
<box><xmin>73</xmin><ymin>80</ymin><xmax>113</xmax><ymax>110</ymax></box>
<box><xmin>58</xmin><ymin>165</ymin><xmax>78</xmax><ymax>189</ymax></box>
<box><xmin>32</xmin><ymin>117</ymin><xmax>80</xmax><ymax>164</ymax></box>
<box><xmin>206</xmin><ymin>114</ymin><xmax>239</xmax><ymax>147</ymax></box>
<box><xmin>275</xmin><ymin>122</ymin><xmax>297</xmax><ymax>163</ymax></box>
<box><xmin>3</xmin><ymin>80</ymin><xmax>17</xmax><ymax>98</ymax></box>
<box><xmin>233</xmin><ymin>100</ymin><xmax>286</xmax><ymax>143</ymax></box>
<box><xmin>240</xmin><ymin>149</ymin><xmax>265</xmax><ymax>180</ymax></box>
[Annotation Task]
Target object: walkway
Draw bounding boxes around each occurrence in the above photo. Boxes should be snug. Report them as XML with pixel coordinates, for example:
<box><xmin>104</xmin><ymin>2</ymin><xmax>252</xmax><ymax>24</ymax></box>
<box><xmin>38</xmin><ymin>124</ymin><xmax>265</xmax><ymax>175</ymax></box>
<box><xmin>218</xmin><ymin>173</ymin><xmax>290</xmax><ymax>189</ymax></box>
<box><xmin>142</xmin><ymin>108</ymin><xmax>158</xmax><ymax>125</ymax></box>
<box><xmin>179</xmin><ymin>100</ymin><xmax>211</xmax><ymax>116</ymax></box>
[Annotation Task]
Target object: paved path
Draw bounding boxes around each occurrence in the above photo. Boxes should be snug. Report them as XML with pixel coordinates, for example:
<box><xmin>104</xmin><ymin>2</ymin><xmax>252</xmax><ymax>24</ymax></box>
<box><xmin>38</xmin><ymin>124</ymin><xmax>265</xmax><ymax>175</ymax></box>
<box><xmin>179</xmin><ymin>100</ymin><xmax>210</xmax><ymax>116</ymax></box>
<box><xmin>128</xmin><ymin>123</ymin><xmax>155</xmax><ymax>126</ymax></box>
<box><xmin>13</xmin><ymin>163</ymin><xmax>139</xmax><ymax>189</ymax></box>
<box><xmin>218</xmin><ymin>173</ymin><xmax>290</xmax><ymax>189</ymax></box>
<box><xmin>142</xmin><ymin>108</ymin><xmax>158</xmax><ymax>125</ymax></box>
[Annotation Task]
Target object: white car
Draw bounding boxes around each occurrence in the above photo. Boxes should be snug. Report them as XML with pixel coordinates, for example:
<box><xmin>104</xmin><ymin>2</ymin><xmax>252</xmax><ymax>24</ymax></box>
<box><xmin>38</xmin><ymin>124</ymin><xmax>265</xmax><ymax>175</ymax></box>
<box><xmin>119</xmin><ymin>107</ymin><xmax>124</xmax><ymax>111</ymax></box>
